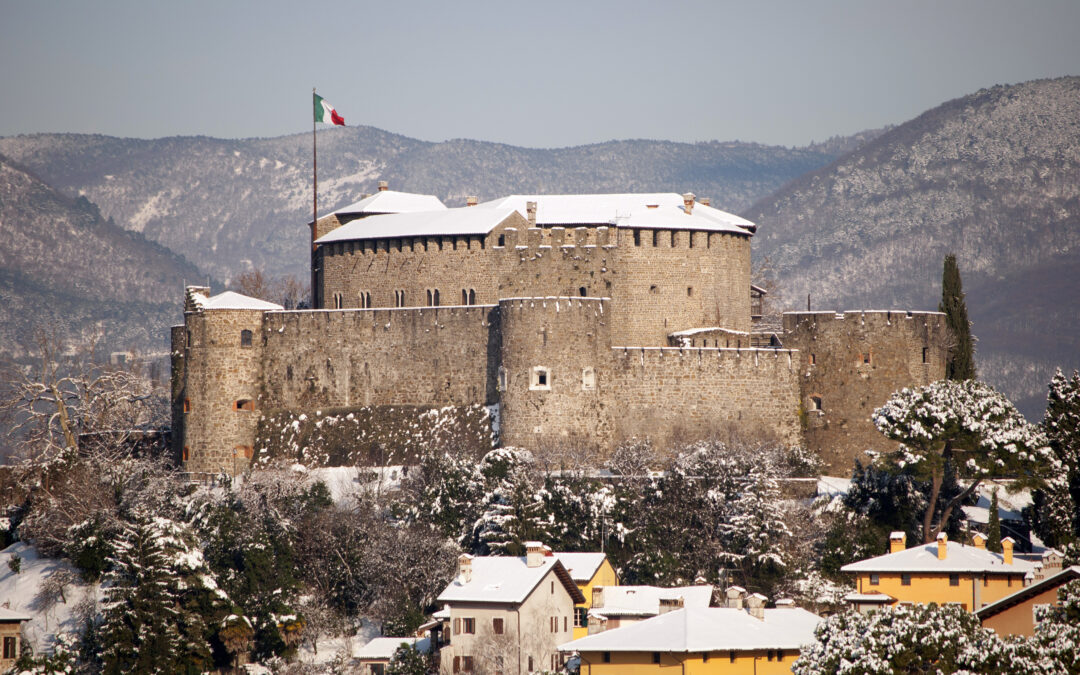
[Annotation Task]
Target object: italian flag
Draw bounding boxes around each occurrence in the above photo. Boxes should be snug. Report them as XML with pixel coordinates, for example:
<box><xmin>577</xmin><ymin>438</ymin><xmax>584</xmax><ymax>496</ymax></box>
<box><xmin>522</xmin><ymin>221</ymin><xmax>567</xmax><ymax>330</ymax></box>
<box><xmin>314</xmin><ymin>94</ymin><xmax>345</xmax><ymax>126</ymax></box>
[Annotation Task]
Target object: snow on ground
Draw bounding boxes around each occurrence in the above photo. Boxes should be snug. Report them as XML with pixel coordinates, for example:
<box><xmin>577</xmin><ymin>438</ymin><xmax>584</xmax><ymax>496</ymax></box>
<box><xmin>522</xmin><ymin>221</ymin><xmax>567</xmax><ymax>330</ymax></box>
<box><xmin>292</xmin><ymin>618</ymin><xmax>381</xmax><ymax>668</ymax></box>
<box><xmin>0</xmin><ymin>542</ymin><xmax>101</xmax><ymax>655</ymax></box>
<box><xmin>296</xmin><ymin>465</ymin><xmax>413</xmax><ymax>506</ymax></box>
<box><xmin>817</xmin><ymin>476</ymin><xmax>852</xmax><ymax>498</ymax></box>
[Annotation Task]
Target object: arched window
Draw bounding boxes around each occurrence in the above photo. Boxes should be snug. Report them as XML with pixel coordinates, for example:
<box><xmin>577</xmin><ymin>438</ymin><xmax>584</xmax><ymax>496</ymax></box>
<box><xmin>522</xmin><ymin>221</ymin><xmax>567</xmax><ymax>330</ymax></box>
<box><xmin>468</xmin><ymin>289</ymin><xmax>476</xmax><ymax>305</ymax></box>
<box><xmin>433</xmin><ymin>289</ymin><xmax>440</xmax><ymax>306</ymax></box>
<box><xmin>240</xmin><ymin>329</ymin><xmax>253</xmax><ymax>347</ymax></box>
<box><xmin>462</xmin><ymin>289</ymin><xmax>469</xmax><ymax>305</ymax></box>
<box><xmin>581</xmin><ymin>367</ymin><xmax>596</xmax><ymax>391</ymax></box>
<box><xmin>426</xmin><ymin>289</ymin><xmax>433</xmax><ymax>306</ymax></box>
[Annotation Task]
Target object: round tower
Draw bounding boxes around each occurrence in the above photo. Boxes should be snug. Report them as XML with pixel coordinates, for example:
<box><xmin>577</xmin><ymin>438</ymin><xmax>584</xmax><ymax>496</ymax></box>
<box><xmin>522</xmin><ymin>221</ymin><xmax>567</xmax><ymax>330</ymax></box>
<box><xmin>498</xmin><ymin>296</ymin><xmax>614</xmax><ymax>455</ymax></box>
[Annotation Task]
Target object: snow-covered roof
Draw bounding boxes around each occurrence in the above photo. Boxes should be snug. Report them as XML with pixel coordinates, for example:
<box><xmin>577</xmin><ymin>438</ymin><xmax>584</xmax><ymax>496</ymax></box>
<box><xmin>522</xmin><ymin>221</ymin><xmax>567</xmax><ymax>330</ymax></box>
<box><xmin>841</xmin><ymin>541</ymin><xmax>1036</xmax><ymax>575</ymax></box>
<box><xmin>0</xmin><ymin>607</ymin><xmax>32</xmax><ymax>622</ymax></box>
<box><xmin>843</xmin><ymin>592</ymin><xmax>895</xmax><ymax>603</ymax></box>
<box><xmin>976</xmin><ymin>565</ymin><xmax>1080</xmax><ymax>620</ymax></box>
<box><xmin>356</xmin><ymin>636</ymin><xmax>430</xmax><ymax>660</ymax></box>
<box><xmin>194</xmin><ymin>291</ymin><xmax>284</xmax><ymax>311</ymax></box>
<box><xmin>330</xmin><ymin>190</ymin><xmax>446</xmax><ymax>218</ymax></box>
<box><xmin>552</xmin><ymin>552</ymin><xmax>608</xmax><ymax>583</ymax></box>
<box><xmin>437</xmin><ymin>556</ymin><xmax>584</xmax><ymax>605</ymax></box>
<box><xmin>476</xmin><ymin>193</ymin><xmax>754</xmax><ymax>234</ymax></box>
<box><xmin>315</xmin><ymin>207</ymin><xmax>518</xmax><ymax>244</ymax></box>
<box><xmin>589</xmin><ymin>585</ymin><xmax>713</xmax><ymax>618</ymax></box>
<box><xmin>559</xmin><ymin>606</ymin><xmax>822</xmax><ymax>652</ymax></box>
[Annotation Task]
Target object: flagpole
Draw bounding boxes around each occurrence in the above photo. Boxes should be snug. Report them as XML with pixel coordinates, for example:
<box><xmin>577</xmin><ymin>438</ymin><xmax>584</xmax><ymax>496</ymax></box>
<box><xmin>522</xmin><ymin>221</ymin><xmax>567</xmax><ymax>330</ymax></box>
<box><xmin>312</xmin><ymin>87</ymin><xmax>318</xmax><ymax>308</ymax></box>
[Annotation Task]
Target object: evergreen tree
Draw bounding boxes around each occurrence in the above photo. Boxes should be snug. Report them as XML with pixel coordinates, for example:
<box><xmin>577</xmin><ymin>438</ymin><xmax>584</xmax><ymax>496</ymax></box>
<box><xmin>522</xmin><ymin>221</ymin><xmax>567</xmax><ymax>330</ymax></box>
<box><xmin>988</xmin><ymin>489</ymin><xmax>1003</xmax><ymax>553</ymax></box>
<box><xmin>939</xmin><ymin>253</ymin><xmax>976</xmax><ymax>380</ymax></box>
<box><xmin>1028</xmin><ymin>369</ymin><xmax>1080</xmax><ymax>554</ymax></box>
<box><xmin>386</xmin><ymin>643</ymin><xmax>431</xmax><ymax>675</ymax></box>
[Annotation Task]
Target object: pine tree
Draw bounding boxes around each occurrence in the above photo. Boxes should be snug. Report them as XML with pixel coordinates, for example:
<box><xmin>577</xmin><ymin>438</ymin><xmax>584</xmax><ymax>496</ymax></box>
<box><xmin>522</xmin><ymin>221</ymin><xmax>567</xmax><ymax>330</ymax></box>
<box><xmin>939</xmin><ymin>254</ymin><xmax>976</xmax><ymax>380</ymax></box>
<box><xmin>1028</xmin><ymin>369</ymin><xmax>1080</xmax><ymax>553</ymax></box>
<box><xmin>987</xmin><ymin>489</ymin><xmax>1002</xmax><ymax>553</ymax></box>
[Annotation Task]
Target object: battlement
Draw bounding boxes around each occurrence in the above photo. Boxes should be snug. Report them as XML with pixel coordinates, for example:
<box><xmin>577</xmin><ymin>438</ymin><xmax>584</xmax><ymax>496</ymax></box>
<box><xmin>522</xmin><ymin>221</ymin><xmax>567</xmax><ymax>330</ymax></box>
<box><xmin>263</xmin><ymin>304</ymin><xmax>498</xmax><ymax>331</ymax></box>
<box><xmin>612</xmin><ymin>346</ymin><xmax>797</xmax><ymax>368</ymax></box>
<box><xmin>782</xmin><ymin>310</ymin><xmax>946</xmax><ymax>332</ymax></box>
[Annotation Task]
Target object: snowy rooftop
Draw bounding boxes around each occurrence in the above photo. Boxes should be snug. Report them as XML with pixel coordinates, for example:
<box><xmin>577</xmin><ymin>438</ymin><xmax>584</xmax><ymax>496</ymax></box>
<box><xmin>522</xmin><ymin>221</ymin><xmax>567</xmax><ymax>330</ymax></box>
<box><xmin>330</xmin><ymin>190</ymin><xmax>446</xmax><ymax>218</ymax></box>
<box><xmin>193</xmin><ymin>290</ymin><xmax>284</xmax><ymax>311</ymax></box>
<box><xmin>0</xmin><ymin>607</ymin><xmax>32</xmax><ymax>622</ymax></box>
<box><xmin>477</xmin><ymin>193</ymin><xmax>754</xmax><ymax>234</ymax></box>
<box><xmin>552</xmin><ymin>552</ymin><xmax>607</xmax><ymax>583</ymax></box>
<box><xmin>841</xmin><ymin>541</ymin><xmax>1036</xmax><ymax>575</ymax></box>
<box><xmin>315</xmin><ymin>207</ymin><xmax>518</xmax><ymax>243</ymax></box>
<box><xmin>559</xmin><ymin>606</ymin><xmax>822</xmax><ymax>652</ymax></box>
<box><xmin>590</xmin><ymin>585</ymin><xmax>713</xmax><ymax>618</ymax></box>
<box><xmin>437</xmin><ymin>556</ymin><xmax>583</xmax><ymax>605</ymax></box>
<box><xmin>843</xmin><ymin>592</ymin><xmax>894</xmax><ymax>603</ymax></box>
<box><xmin>976</xmin><ymin>565</ymin><xmax>1080</xmax><ymax>619</ymax></box>
<box><xmin>355</xmin><ymin>636</ymin><xmax>430</xmax><ymax>660</ymax></box>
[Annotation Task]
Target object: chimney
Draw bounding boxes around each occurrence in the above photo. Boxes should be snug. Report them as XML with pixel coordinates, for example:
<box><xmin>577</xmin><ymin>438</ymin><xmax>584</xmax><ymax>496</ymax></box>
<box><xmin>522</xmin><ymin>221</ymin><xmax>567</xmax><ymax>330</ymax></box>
<box><xmin>360</xmin><ymin>192</ymin><xmax>372</xmax><ymax>200</ymax></box>
<box><xmin>526</xmin><ymin>201</ymin><xmax>537</xmax><ymax>227</ymax></box>
<box><xmin>1002</xmin><ymin>537</ymin><xmax>1014</xmax><ymax>565</ymax></box>
<box><xmin>682</xmin><ymin>193</ymin><xmax>695</xmax><ymax>215</ymax></box>
<box><xmin>972</xmin><ymin>533</ymin><xmax>987</xmax><ymax>550</ymax></box>
<box><xmin>458</xmin><ymin>554</ymin><xmax>473</xmax><ymax>583</ymax></box>
<box><xmin>700</xmin><ymin>197</ymin><xmax>711</xmax><ymax>207</ymax></box>
<box><xmin>937</xmin><ymin>532</ymin><xmax>948</xmax><ymax>560</ymax></box>
<box><xmin>889</xmin><ymin>531</ymin><xmax>907</xmax><ymax>554</ymax></box>
<box><xmin>658</xmin><ymin>596</ymin><xmax>684</xmax><ymax>615</ymax></box>
<box><xmin>591</xmin><ymin>586</ymin><xmax>605</xmax><ymax>609</ymax></box>
<box><xmin>746</xmin><ymin>593</ymin><xmax>767</xmax><ymax>621</ymax></box>
<box><xmin>466</xmin><ymin>195</ymin><xmax>478</xmax><ymax>207</ymax></box>
<box><xmin>774</xmin><ymin>598</ymin><xmax>795</xmax><ymax>608</ymax></box>
<box><xmin>378</xmin><ymin>180</ymin><xmax>388</xmax><ymax>192</ymax></box>
<box><xmin>526</xmin><ymin>541</ymin><xmax>545</xmax><ymax>568</ymax></box>
<box><xmin>724</xmin><ymin>585</ymin><xmax>746</xmax><ymax>609</ymax></box>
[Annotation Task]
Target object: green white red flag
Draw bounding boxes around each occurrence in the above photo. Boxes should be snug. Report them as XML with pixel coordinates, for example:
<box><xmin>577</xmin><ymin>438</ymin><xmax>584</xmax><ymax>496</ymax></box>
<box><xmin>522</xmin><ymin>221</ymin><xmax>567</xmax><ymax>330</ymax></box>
<box><xmin>314</xmin><ymin>94</ymin><xmax>345</xmax><ymax>126</ymax></box>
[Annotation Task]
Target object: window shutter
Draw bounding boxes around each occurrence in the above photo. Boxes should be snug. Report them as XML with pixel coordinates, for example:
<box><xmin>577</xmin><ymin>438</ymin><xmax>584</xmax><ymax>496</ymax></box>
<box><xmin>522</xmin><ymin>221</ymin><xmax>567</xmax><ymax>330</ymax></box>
<box><xmin>493</xmin><ymin>617</ymin><xmax>504</xmax><ymax>635</ymax></box>
<box><xmin>453</xmin><ymin>618</ymin><xmax>460</xmax><ymax>635</ymax></box>
<box><xmin>453</xmin><ymin>656</ymin><xmax>460</xmax><ymax>673</ymax></box>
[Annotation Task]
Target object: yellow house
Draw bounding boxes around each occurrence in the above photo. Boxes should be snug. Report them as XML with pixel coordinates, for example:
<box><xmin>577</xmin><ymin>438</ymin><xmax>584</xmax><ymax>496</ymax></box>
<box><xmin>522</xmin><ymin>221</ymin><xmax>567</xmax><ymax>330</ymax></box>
<box><xmin>553</xmin><ymin>552</ymin><xmax>618</xmax><ymax>640</ymax></box>
<box><xmin>841</xmin><ymin>531</ymin><xmax>1035</xmax><ymax>613</ymax></box>
<box><xmin>559</xmin><ymin>600</ymin><xmax>822</xmax><ymax>675</ymax></box>
<box><xmin>976</xmin><ymin>564</ymin><xmax>1080</xmax><ymax>637</ymax></box>
<box><xmin>586</xmin><ymin>584</ymin><xmax>713</xmax><ymax>635</ymax></box>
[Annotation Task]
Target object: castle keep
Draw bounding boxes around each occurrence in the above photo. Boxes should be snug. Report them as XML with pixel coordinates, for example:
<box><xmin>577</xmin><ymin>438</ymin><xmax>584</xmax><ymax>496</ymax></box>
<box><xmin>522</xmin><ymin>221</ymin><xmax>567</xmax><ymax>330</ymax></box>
<box><xmin>172</xmin><ymin>185</ymin><xmax>947</xmax><ymax>475</ymax></box>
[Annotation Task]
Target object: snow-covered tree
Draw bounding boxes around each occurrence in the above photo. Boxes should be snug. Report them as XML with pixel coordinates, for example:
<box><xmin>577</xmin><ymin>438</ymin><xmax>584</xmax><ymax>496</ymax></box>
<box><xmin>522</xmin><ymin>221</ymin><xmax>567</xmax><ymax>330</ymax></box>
<box><xmin>1033</xmin><ymin>578</ymin><xmax>1080</xmax><ymax>673</ymax></box>
<box><xmin>1028</xmin><ymin>369</ymin><xmax>1080</xmax><ymax>553</ymax></box>
<box><xmin>471</xmin><ymin>448</ymin><xmax>552</xmax><ymax>555</ymax></box>
<box><xmin>873</xmin><ymin>379</ymin><xmax>1050</xmax><ymax>542</ymax></box>
<box><xmin>385</xmin><ymin>642</ymin><xmax>431</xmax><ymax>675</ymax></box>
<box><xmin>793</xmin><ymin>604</ymin><xmax>1055</xmax><ymax>675</ymax></box>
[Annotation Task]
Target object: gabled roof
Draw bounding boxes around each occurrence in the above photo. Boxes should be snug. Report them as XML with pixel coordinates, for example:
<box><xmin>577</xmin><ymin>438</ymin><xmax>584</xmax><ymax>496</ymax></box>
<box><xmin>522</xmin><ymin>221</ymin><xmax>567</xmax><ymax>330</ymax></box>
<box><xmin>194</xmin><ymin>291</ymin><xmax>283</xmax><ymax>311</ymax></box>
<box><xmin>841</xmin><ymin>541</ymin><xmax>1036</xmax><ymax>575</ymax></box>
<box><xmin>315</xmin><ymin>207</ymin><xmax>519</xmax><ymax>244</ymax></box>
<box><xmin>589</xmin><ymin>585</ymin><xmax>713</xmax><ymax>618</ymax></box>
<box><xmin>437</xmin><ymin>556</ymin><xmax>585</xmax><ymax>605</ymax></box>
<box><xmin>558</xmin><ymin>606</ymin><xmax>822</xmax><ymax>652</ymax></box>
<box><xmin>331</xmin><ymin>190</ymin><xmax>447</xmax><ymax>218</ymax></box>
<box><xmin>476</xmin><ymin>193</ymin><xmax>754</xmax><ymax>234</ymax></box>
<box><xmin>976</xmin><ymin>565</ymin><xmax>1080</xmax><ymax>620</ymax></box>
<box><xmin>552</xmin><ymin>552</ymin><xmax>608</xmax><ymax>583</ymax></box>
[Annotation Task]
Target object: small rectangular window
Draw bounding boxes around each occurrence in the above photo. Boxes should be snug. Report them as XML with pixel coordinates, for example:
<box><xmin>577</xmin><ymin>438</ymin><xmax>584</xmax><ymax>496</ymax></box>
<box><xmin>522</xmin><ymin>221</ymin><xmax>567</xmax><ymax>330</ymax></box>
<box><xmin>462</xmin><ymin>617</ymin><xmax>475</xmax><ymax>634</ymax></box>
<box><xmin>729</xmin><ymin>651</ymin><xmax>736</xmax><ymax>662</ymax></box>
<box><xmin>240</xmin><ymin>329</ymin><xmax>253</xmax><ymax>347</ymax></box>
<box><xmin>4</xmin><ymin>636</ymin><xmax>18</xmax><ymax>659</ymax></box>
<box><xmin>633</xmin><ymin>230</ymin><xmax>641</xmax><ymax>246</ymax></box>
<box><xmin>574</xmin><ymin>607</ymin><xmax>587</xmax><ymax>627</ymax></box>
<box><xmin>653</xmin><ymin>652</ymin><xmax>661</xmax><ymax>664</ymax></box>
<box><xmin>462</xmin><ymin>656</ymin><xmax>473</xmax><ymax>672</ymax></box>
<box><xmin>922</xmin><ymin>347</ymin><xmax>929</xmax><ymax>363</ymax></box>
<box><xmin>869</xmin><ymin>573</ymin><xmax>879</xmax><ymax>585</ymax></box>
<box><xmin>902</xmin><ymin>573</ymin><xmax>912</xmax><ymax>586</ymax></box>
<box><xmin>493</xmin><ymin>617</ymin><xmax>503</xmax><ymax>635</ymax></box>
<box><xmin>183</xmin><ymin>398</ymin><xmax>191</xmax><ymax>413</ymax></box>
<box><xmin>950</xmin><ymin>573</ymin><xmax>960</xmax><ymax>586</ymax></box>
<box><xmin>602</xmin><ymin>652</ymin><xmax>611</xmax><ymax>663</ymax></box>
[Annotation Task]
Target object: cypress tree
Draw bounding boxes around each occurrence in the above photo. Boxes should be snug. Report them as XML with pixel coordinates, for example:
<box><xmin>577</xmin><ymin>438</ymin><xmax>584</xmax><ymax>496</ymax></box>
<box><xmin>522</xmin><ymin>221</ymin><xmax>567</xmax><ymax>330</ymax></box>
<box><xmin>940</xmin><ymin>254</ymin><xmax>976</xmax><ymax>380</ymax></box>
<box><xmin>987</xmin><ymin>489</ymin><xmax>1002</xmax><ymax>553</ymax></box>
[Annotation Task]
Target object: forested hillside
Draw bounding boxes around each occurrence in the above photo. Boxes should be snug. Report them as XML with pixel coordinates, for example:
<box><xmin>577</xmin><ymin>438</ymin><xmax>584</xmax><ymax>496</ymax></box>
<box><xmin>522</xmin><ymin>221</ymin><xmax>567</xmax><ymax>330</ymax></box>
<box><xmin>745</xmin><ymin>77</ymin><xmax>1080</xmax><ymax>418</ymax></box>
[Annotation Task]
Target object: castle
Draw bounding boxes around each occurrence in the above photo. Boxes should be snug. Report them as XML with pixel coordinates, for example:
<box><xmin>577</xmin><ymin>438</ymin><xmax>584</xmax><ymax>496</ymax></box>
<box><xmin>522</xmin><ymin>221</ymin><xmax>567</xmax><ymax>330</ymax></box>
<box><xmin>171</xmin><ymin>183</ymin><xmax>949</xmax><ymax>475</ymax></box>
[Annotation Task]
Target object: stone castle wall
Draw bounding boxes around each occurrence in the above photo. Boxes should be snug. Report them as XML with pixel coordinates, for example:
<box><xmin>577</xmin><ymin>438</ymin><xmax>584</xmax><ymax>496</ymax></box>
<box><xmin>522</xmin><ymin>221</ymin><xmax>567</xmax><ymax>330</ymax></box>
<box><xmin>781</xmin><ymin>311</ymin><xmax>949</xmax><ymax>472</ymax></box>
<box><xmin>318</xmin><ymin>221</ymin><xmax>751</xmax><ymax>346</ymax></box>
<box><xmin>608</xmin><ymin>346</ymin><xmax>802</xmax><ymax>451</ymax></box>
<box><xmin>260</xmin><ymin>305</ymin><xmax>500</xmax><ymax>410</ymax></box>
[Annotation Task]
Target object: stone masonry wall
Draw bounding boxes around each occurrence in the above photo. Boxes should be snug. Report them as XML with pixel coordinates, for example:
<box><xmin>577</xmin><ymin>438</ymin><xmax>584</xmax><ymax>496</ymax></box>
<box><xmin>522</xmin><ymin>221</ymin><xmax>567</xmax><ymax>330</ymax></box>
<box><xmin>609</xmin><ymin>346</ymin><xmax>802</xmax><ymax>452</ymax></box>
<box><xmin>180</xmin><ymin>309</ymin><xmax>266</xmax><ymax>475</ymax></box>
<box><xmin>260</xmin><ymin>305</ymin><xmax>500</xmax><ymax>410</ymax></box>
<box><xmin>499</xmin><ymin>297</ymin><xmax>615</xmax><ymax>453</ymax></box>
<box><xmin>781</xmin><ymin>311</ymin><xmax>949</xmax><ymax>473</ymax></box>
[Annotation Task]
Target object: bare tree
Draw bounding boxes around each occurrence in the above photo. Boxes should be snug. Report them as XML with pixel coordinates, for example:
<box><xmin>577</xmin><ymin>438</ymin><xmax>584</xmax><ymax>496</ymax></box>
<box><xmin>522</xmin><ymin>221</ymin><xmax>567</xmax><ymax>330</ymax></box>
<box><xmin>230</xmin><ymin>268</ymin><xmax>309</xmax><ymax>310</ymax></box>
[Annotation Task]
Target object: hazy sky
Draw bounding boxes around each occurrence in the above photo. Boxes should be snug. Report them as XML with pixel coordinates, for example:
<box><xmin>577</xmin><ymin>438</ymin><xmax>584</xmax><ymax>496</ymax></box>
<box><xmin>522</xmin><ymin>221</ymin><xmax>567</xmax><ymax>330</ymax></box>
<box><xmin>2</xmin><ymin>0</ymin><xmax>1078</xmax><ymax>148</ymax></box>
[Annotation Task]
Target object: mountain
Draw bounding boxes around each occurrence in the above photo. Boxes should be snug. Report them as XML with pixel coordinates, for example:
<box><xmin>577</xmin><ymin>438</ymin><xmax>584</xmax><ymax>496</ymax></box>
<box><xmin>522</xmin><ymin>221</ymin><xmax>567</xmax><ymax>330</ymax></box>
<box><xmin>0</xmin><ymin>130</ymin><xmax>871</xmax><ymax>282</ymax></box>
<box><xmin>0</xmin><ymin>153</ymin><xmax>206</xmax><ymax>359</ymax></box>
<box><xmin>744</xmin><ymin>77</ymin><xmax>1080</xmax><ymax>419</ymax></box>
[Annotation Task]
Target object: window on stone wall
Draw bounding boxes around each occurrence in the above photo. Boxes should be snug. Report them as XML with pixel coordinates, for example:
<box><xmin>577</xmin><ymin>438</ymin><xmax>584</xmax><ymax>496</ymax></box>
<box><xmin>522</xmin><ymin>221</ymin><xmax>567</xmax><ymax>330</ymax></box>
<box><xmin>922</xmin><ymin>347</ymin><xmax>929</xmax><ymax>363</ymax></box>
<box><xmin>633</xmin><ymin>229</ymin><xmax>641</xmax><ymax>246</ymax></box>
<box><xmin>469</xmin><ymin>289</ymin><xmax>476</xmax><ymax>305</ymax></box>
<box><xmin>582</xmin><ymin>367</ymin><xmax>596</xmax><ymax>391</ymax></box>
<box><xmin>670</xmin><ymin>231</ymin><xmax>676</xmax><ymax>247</ymax></box>
<box><xmin>530</xmin><ymin>367</ymin><xmax>551</xmax><ymax>391</ymax></box>
<box><xmin>426</xmin><ymin>290</ymin><xmax>433</xmax><ymax>306</ymax></box>
<box><xmin>183</xmin><ymin>398</ymin><xmax>191</xmax><ymax>413</ymax></box>
<box><xmin>234</xmin><ymin>399</ymin><xmax>255</xmax><ymax>412</ymax></box>
<box><xmin>498</xmin><ymin>233</ymin><xmax>506</xmax><ymax>247</ymax></box>
<box><xmin>652</xmin><ymin>230</ymin><xmax>658</xmax><ymax>247</ymax></box>
<box><xmin>579</xmin><ymin>287</ymin><xmax>587</xmax><ymax>297</ymax></box>
<box><xmin>862</xmin><ymin>352</ymin><xmax>872</xmax><ymax>365</ymax></box>
<box><xmin>687</xmin><ymin>286</ymin><xmax>693</xmax><ymax>297</ymax></box>
<box><xmin>433</xmin><ymin>289</ymin><xmax>440</xmax><ymax>306</ymax></box>
<box><xmin>809</xmin><ymin>353</ymin><xmax>816</xmax><ymax>365</ymax></box>
<box><xmin>498</xmin><ymin>367</ymin><xmax>508</xmax><ymax>392</ymax></box>
<box><xmin>182</xmin><ymin>446</ymin><xmax>190</xmax><ymax>462</ymax></box>
<box><xmin>810</xmin><ymin>395</ymin><xmax>823</xmax><ymax>412</ymax></box>
<box><xmin>689</xmin><ymin>231</ymin><xmax>695</xmax><ymax>248</ymax></box>
<box><xmin>235</xmin><ymin>445</ymin><xmax>253</xmax><ymax>459</ymax></box>
<box><xmin>394</xmin><ymin>290</ymin><xmax>405</xmax><ymax>307</ymax></box>
<box><xmin>240</xmin><ymin>330</ymin><xmax>253</xmax><ymax>348</ymax></box>
<box><xmin>649</xmin><ymin>285</ymin><xmax>659</xmax><ymax>294</ymax></box>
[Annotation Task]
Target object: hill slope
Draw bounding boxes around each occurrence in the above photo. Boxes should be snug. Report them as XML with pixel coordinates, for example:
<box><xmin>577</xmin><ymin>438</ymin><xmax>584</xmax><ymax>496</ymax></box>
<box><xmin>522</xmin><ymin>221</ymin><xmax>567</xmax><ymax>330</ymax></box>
<box><xmin>745</xmin><ymin>77</ymin><xmax>1080</xmax><ymax>418</ymax></box>
<box><xmin>0</xmin><ymin>130</ymin><xmax>870</xmax><ymax>282</ymax></box>
<box><xmin>0</xmin><ymin>154</ymin><xmax>207</xmax><ymax>358</ymax></box>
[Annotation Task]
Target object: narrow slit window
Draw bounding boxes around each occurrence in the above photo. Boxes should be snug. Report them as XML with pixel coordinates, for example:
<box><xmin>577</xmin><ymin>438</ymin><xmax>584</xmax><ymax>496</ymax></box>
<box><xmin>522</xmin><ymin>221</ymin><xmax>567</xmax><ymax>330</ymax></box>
<box><xmin>498</xmin><ymin>233</ymin><xmax>506</xmax><ymax>247</ymax></box>
<box><xmin>433</xmin><ymin>289</ymin><xmax>440</xmax><ymax>306</ymax></box>
<box><xmin>633</xmin><ymin>229</ymin><xmax>641</xmax><ymax>246</ymax></box>
<box><xmin>922</xmin><ymin>347</ymin><xmax>929</xmax><ymax>363</ymax></box>
<box><xmin>183</xmin><ymin>398</ymin><xmax>191</xmax><ymax>413</ymax></box>
<box><xmin>235</xmin><ymin>399</ymin><xmax>255</xmax><ymax>412</ymax></box>
<box><xmin>469</xmin><ymin>289</ymin><xmax>476</xmax><ymax>305</ymax></box>
<box><xmin>810</xmin><ymin>395</ymin><xmax>823</xmax><ymax>412</ymax></box>
<box><xmin>579</xmin><ymin>286</ymin><xmax>587</xmax><ymax>297</ymax></box>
